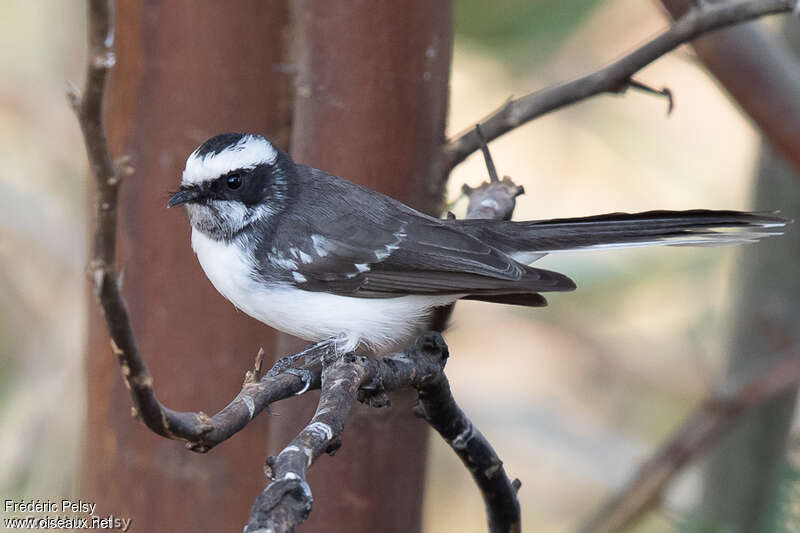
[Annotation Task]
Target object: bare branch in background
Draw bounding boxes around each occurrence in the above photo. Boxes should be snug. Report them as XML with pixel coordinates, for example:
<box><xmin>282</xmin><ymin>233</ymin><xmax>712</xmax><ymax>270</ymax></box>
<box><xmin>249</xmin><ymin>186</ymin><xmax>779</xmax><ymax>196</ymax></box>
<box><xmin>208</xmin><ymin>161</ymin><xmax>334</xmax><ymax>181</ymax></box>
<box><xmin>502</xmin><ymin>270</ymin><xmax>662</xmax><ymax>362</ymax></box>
<box><xmin>661</xmin><ymin>0</ymin><xmax>800</xmax><ymax>178</ymax></box>
<box><xmin>444</xmin><ymin>0</ymin><xmax>798</xmax><ymax>173</ymax></box>
<box><xmin>577</xmin><ymin>355</ymin><xmax>800</xmax><ymax>533</ymax></box>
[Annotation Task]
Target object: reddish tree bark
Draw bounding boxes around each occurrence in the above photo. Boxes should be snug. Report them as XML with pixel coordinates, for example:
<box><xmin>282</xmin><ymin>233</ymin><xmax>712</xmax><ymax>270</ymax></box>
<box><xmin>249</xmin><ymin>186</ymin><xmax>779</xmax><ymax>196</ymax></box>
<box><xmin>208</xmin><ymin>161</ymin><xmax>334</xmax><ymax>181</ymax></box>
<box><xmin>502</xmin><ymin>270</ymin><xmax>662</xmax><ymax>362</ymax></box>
<box><xmin>83</xmin><ymin>2</ymin><xmax>292</xmax><ymax>530</ymax></box>
<box><xmin>265</xmin><ymin>2</ymin><xmax>452</xmax><ymax>532</ymax></box>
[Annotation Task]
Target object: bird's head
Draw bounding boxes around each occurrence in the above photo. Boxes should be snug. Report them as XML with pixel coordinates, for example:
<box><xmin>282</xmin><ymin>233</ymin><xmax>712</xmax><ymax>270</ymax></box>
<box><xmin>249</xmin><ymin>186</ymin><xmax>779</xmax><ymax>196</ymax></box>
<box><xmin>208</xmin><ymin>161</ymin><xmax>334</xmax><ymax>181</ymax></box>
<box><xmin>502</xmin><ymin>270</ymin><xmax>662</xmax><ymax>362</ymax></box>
<box><xmin>168</xmin><ymin>133</ymin><xmax>292</xmax><ymax>240</ymax></box>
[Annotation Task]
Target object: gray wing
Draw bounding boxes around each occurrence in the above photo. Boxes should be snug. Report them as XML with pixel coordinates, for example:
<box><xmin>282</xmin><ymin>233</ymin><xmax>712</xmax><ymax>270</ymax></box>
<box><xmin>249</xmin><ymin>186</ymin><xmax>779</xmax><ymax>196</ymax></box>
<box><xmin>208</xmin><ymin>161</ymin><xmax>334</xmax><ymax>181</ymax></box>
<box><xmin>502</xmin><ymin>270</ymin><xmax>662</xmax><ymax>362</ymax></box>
<box><xmin>266</xmin><ymin>183</ymin><xmax>575</xmax><ymax>299</ymax></box>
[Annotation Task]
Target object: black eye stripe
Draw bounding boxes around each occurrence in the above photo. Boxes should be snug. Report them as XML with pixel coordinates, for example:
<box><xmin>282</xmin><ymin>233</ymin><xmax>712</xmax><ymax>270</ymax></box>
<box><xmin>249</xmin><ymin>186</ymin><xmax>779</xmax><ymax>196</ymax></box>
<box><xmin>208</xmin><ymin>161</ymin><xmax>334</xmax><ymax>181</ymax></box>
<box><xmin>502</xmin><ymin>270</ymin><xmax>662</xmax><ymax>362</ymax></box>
<box><xmin>202</xmin><ymin>163</ymin><xmax>273</xmax><ymax>206</ymax></box>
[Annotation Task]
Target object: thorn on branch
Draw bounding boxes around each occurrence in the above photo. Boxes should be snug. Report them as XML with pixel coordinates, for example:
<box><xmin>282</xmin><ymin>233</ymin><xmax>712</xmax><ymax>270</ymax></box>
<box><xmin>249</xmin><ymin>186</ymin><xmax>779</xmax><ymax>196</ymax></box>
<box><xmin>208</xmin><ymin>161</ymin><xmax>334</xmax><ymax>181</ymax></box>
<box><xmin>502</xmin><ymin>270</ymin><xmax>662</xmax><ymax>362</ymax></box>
<box><xmin>626</xmin><ymin>78</ymin><xmax>674</xmax><ymax>115</ymax></box>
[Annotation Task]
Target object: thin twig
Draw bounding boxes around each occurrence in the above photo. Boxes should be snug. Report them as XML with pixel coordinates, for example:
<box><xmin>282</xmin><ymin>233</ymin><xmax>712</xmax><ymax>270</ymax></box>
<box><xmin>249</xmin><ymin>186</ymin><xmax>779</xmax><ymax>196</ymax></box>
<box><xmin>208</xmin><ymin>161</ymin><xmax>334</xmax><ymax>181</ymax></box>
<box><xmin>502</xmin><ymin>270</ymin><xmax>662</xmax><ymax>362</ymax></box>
<box><xmin>444</xmin><ymin>0</ymin><xmax>798</xmax><ymax>172</ymax></box>
<box><xmin>578</xmin><ymin>355</ymin><xmax>800</xmax><ymax>533</ymax></box>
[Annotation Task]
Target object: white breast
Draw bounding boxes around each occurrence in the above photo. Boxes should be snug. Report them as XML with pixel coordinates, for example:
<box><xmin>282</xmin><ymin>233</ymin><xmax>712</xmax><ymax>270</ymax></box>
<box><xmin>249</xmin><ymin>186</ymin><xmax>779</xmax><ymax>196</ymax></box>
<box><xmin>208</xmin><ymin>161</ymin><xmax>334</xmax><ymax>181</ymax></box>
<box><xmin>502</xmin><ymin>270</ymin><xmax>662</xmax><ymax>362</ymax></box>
<box><xmin>191</xmin><ymin>229</ymin><xmax>457</xmax><ymax>353</ymax></box>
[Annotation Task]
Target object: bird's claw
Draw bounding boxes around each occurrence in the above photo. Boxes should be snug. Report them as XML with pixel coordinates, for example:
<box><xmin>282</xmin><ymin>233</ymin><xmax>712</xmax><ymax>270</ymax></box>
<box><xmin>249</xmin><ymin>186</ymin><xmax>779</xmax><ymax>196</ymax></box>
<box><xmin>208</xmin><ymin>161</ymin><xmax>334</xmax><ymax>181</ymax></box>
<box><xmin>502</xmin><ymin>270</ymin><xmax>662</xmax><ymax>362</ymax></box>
<box><xmin>285</xmin><ymin>368</ymin><xmax>313</xmax><ymax>395</ymax></box>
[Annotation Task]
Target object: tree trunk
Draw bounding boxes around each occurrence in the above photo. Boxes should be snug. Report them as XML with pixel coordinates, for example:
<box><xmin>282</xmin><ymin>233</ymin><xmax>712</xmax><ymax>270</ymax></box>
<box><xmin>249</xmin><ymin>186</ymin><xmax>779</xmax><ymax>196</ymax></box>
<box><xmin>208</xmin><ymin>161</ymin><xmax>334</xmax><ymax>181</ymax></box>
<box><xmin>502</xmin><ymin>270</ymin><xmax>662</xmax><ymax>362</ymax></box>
<box><xmin>265</xmin><ymin>2</ymin><xmax>452</xmax><ymax>532</ymax></box>
<box><xmin>83</xmin><ymin>1</ymin><xmax>292</xmax><ymax>531</ymax></box>
<box><xmin>697</xmin><ymin>19</ymin><xmax>800</xmax><ymax>532</ymax></box>
<box><xmin>700</xmin><ymin>144</ymin><xmax>800</xmax><ymax>532</ymax></box>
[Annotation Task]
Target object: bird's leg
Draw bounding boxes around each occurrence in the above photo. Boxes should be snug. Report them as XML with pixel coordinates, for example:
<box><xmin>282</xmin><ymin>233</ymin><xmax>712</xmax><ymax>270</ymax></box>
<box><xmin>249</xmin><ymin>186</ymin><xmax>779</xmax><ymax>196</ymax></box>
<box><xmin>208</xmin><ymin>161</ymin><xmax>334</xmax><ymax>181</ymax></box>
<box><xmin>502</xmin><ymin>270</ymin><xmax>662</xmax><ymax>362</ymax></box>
<box><xmin>266</xmin><ymin>338</ymin><xmax>338</xmax><ymax>395</ymax></box>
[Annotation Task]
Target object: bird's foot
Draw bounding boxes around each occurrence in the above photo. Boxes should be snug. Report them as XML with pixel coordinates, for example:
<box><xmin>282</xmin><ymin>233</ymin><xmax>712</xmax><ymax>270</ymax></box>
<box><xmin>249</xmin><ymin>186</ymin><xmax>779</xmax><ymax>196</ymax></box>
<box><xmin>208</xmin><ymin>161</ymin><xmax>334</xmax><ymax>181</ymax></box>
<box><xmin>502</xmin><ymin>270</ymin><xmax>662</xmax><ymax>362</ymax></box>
<box><xmin>284</xmin><ymin>368</ymin><xmax>314</xmax><ymax>395</ymax></box>
<box><xmin>266</xmin><ymin>338</ymin><xmax>338</xmax><ymax>395</ymax></box>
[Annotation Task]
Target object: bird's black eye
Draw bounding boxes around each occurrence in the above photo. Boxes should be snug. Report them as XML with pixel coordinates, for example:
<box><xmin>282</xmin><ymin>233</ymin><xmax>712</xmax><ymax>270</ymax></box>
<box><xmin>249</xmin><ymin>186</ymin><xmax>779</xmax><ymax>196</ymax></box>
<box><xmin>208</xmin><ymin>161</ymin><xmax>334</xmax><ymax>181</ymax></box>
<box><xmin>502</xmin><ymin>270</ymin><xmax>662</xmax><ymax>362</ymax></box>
<box><xmin>226</xmin><ymin>173</ymin><xmax>242</xmax><ymax>190</ymax></box>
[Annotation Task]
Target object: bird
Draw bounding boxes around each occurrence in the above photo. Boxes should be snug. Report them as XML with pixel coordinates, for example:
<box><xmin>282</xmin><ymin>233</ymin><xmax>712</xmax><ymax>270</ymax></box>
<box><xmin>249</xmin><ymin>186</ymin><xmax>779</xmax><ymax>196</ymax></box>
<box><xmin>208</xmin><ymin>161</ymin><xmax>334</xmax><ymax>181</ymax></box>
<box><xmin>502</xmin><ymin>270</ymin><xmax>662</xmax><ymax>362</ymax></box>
<box><xmin>168</xmin><ymin>132</ymin><xmax>786</xmax><ymax>361</ymax></box>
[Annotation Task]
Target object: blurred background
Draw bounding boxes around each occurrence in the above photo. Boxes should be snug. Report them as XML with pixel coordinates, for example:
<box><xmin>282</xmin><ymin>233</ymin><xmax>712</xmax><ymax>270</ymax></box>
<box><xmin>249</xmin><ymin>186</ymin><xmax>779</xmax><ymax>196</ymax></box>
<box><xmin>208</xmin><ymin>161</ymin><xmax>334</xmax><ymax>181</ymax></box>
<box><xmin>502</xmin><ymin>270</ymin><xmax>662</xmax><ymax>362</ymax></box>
<box><xmin>1</xmin><ymin>1</ymin><xmax>798</xmax><ymax>531</ymax></box>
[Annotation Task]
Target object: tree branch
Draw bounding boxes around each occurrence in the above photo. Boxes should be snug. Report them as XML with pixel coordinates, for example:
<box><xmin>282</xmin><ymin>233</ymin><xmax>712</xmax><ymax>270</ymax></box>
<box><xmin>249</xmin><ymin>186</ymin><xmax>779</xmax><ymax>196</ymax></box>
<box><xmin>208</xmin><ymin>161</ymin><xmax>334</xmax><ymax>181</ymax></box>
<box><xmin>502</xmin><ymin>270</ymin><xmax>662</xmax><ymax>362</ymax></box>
<box><xmin>245</xmin><ymin>334</ymin><xmax>450</xmax><ymax>532</ymax></box>
<box><xmin>246</xmin><ymin>352</ymin><xmax>368</xmax><ymax>532</ymax></box>
<box><xmin>577</xmin><ymin>354</ymin><xmax>800</xmax><ymax>533</ymax></box>
<box><xmin>413</xmin><ymin>336</ymin><xmax>522</xmax><ymax>533</ymax></box>
<box><xmin>444</xmin><ymin>0</ymin><xmax>798</xmax><ymax>173</ymax></box>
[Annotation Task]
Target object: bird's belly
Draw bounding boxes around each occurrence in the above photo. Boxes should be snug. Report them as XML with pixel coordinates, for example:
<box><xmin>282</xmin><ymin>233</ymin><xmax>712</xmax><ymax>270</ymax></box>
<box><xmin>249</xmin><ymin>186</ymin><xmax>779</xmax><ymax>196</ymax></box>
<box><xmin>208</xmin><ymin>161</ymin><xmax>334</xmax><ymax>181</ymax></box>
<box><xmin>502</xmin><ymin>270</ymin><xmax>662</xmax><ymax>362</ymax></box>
<box><xmin>235</xmin><ymin>288</ymin><xmax>455</xmax><ymax>353</ymax></box>
<box><xmin>191</xmin><ymin>229</ymin><xmax>456</xmax><ymax>353</ymax></box>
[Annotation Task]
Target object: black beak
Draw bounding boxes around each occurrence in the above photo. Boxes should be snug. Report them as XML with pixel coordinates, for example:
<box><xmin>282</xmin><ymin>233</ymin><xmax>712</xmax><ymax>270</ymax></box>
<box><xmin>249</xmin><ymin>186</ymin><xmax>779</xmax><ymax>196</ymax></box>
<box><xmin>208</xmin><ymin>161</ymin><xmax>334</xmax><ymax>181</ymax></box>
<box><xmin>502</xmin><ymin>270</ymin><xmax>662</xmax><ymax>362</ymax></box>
<box><xmin>167</xmin><ymin>187</ymin><xmax>202</xmax><ymax>208</ymax></box>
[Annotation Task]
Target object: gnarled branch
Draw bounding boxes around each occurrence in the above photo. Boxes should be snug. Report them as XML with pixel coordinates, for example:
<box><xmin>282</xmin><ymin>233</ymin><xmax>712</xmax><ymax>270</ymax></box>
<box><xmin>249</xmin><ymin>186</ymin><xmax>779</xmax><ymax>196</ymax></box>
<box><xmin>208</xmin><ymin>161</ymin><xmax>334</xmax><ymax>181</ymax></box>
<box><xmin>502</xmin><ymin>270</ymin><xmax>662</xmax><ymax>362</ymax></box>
<box><xmin>245</xmin><ymin>334</ymin><xmax>450</xmax><ymax>532</ymax></box>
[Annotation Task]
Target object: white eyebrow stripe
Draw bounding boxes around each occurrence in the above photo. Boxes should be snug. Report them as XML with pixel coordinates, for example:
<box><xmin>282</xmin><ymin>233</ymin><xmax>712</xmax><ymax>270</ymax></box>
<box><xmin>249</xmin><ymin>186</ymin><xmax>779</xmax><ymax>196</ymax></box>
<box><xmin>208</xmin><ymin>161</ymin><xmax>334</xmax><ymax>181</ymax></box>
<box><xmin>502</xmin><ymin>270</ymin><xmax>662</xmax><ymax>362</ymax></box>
<box><xmin>182</xmin><ymin>135</ymin><xmax>278</xmax><ymax>186</ymax></box>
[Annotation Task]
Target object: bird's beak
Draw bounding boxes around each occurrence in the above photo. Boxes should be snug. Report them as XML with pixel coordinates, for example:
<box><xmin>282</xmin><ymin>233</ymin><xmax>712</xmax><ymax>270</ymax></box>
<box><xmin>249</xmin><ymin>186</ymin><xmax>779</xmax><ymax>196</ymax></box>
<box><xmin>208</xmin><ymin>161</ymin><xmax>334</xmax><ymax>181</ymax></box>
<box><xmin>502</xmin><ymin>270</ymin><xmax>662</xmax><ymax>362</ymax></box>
<box><xmin>167</xmin><ymin>187</ymin><xmax>202</xmax><ymax>208</ymax></box>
